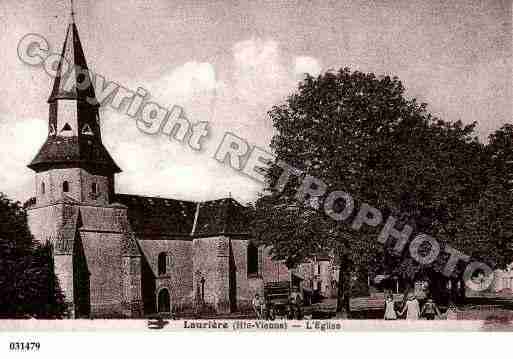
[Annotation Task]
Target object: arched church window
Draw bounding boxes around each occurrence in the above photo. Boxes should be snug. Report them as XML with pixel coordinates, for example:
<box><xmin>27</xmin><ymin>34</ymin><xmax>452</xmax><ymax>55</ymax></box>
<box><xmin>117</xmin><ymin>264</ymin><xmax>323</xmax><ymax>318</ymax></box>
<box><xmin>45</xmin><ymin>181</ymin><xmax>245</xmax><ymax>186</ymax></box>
<box><xmin>91</xmin><ymin>182</ymin><xmax>97</xmax><ymax>194</ymax></box>
<box><xmin>247</xmin><ymin>242</ymin><xmax>259</xmax><ymax>276</ymax></box>
<box><xmin>41</xmin><ymin>182</ymin><xmax>45</xmax><ymax>194</ymax></box>
<box><xmin>61</xmin><ymin>123</ymin><xmax>72</xmax><ymax>132</ymax></box>
<box><xmin>63</xmin><ymin>181</ymin><xmax>70</xmax><ymax>193</ymax></box>
<box><xmin>158</xmin><ymin>252</ymin><xmax>167</xmax><ymax>275</ymax></box>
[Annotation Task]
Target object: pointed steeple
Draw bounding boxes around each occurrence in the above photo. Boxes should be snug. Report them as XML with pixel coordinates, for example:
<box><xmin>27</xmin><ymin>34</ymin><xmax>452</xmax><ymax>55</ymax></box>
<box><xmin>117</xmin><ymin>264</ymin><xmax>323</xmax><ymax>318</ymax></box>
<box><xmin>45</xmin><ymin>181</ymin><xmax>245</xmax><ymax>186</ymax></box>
<box><xmin>48</xmin><ymin>1</ymin><xmax>97</xmax><ymax>104</ymax></box>
<box><xmin>28</xmin><ymin>2</ymin><xmax>121</xmax><ymax>174</ymax></box>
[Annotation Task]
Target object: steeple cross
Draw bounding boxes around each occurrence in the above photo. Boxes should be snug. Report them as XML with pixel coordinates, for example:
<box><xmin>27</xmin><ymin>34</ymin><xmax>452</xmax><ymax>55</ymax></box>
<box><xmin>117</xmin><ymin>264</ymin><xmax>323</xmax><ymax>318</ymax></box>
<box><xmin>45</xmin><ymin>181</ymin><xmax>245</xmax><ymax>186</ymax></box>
<box><xmin>70</xmin><ymin>0</ymin><xmax>76</xmax><ymax>23</ymax></box>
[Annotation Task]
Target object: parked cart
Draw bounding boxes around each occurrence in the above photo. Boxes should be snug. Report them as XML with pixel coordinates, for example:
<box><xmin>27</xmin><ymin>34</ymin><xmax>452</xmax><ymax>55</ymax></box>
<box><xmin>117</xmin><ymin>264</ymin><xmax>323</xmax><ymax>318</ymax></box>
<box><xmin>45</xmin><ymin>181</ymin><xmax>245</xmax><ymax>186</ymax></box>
<box><xmin>263</xmin><ymin>281</ymin><xmax>303</xmax><ymax>319</ymax></box>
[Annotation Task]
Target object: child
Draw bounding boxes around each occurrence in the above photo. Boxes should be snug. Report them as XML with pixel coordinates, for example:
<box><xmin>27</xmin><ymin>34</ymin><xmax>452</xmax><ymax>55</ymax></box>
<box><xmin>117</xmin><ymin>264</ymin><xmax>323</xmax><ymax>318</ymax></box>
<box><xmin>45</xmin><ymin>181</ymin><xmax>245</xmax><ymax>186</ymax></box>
<box><xmin>421</xmin><ymin>298</ymin><xmax>440</xmax><ymax>320</ymax></box>
<box><xmin>399</xmin><ymin>293</ymin><xmax>420</xmax><ymax>320</ymax></box>
<box><xmin>384</xmin><ymin>294</ymin><xmax>397</xmax><ymax>320</ymax></box>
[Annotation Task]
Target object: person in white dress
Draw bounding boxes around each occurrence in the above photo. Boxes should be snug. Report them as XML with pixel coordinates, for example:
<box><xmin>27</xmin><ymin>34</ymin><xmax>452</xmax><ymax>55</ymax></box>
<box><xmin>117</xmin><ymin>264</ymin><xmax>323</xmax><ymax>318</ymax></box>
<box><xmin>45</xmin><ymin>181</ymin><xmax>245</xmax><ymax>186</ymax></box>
<box><xmin>399</xmin><ymin>293</ymin><xmax>420</xmax><ymax>320</ymax></box>
<box><xmin>384</xmin><ymin>294</ymin><xmax>397</xmax><ymax>320</ymax></box>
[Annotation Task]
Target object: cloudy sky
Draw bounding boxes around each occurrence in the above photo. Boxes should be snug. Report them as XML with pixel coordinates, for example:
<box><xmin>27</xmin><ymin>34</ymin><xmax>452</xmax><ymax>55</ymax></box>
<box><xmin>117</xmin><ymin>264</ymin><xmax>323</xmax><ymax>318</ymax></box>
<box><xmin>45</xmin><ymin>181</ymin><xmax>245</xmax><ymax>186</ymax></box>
<box><xmin>0</xmin><ymin>0</ymin><xmax>511</xmax><ymax>203</ymax></box>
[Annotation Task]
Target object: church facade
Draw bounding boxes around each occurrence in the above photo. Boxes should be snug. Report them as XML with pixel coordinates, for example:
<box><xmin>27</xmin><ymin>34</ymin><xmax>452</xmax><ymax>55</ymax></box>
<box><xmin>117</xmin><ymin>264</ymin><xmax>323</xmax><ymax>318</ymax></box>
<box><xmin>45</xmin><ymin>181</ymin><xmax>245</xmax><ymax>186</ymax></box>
<box><xmin>24</xmin><ymin>15</ymin><xmax>337</xmax><ymax>318</ymax></box>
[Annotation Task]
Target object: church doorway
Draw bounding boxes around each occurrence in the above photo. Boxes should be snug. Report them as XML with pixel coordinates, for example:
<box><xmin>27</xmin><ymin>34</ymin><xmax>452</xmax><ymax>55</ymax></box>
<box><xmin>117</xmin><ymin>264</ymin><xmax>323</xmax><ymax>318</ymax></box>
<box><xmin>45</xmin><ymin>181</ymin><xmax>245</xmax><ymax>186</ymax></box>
<box><xmin>157</xmin><ymin>288</ymin><xmax>170</xmax><ymax>313</ymax></box>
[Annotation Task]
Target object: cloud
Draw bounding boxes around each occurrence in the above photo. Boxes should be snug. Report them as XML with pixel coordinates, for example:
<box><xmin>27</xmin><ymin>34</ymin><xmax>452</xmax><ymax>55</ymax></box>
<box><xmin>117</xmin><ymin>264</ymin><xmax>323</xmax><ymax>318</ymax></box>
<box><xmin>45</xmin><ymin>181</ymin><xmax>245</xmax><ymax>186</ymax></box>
<box><xmin>294</xmin><ymin>56</ymin><xmax>322</xmax><ymax>77</ymax></box>
<box><xmin>145</xmin><ymin>61</ymin><xmax>222</xmax><ymax>123</ymax></box>
<box><xmin>232</xmin><ymin>38</ymin><xmax>293</xmax><ymax>106</ymax></box>
<box><xmin>152</xmin><ymin>61</ymin><xmax>221</xmax><ymax>100</ymax></box>
<box><xmin>3</xmin><ymin>37</ymin><xmax>310</xmax><ymax>203</ymax></box>
<box><xmin>1</xmin><ymin>1</ymin><xmax>509</xmax><ymax>207</ymax></box>
<box><xmin>233</xmin><ymin>39</ymin><xmax>280</xmax><ymax>71</ymax></box>
<box><xmin>102</xmin><ymin>38</ymin><xmax>299</xmax><ymax>202</ymax></box>
<box><xmin>0</xmin><ymin>116</ymin><xmax>47</xmax><ymax>201</ymax></box>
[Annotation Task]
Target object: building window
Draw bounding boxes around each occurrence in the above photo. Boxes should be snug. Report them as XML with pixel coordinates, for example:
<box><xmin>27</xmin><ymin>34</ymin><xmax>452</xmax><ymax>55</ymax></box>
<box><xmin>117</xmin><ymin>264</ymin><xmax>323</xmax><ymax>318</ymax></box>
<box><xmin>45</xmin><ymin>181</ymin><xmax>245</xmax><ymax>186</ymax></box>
<box><xmin>63</xmin><ymin>181</ymin><xmax>70</xmax><ymax>193</ymax></box>
<box><xmin>247</xmin><ymin>242</ymin><xmax>259</xmax><ymax>276</ymax></box>
<box><xmin>41</xmin><ymin>182</ymin><xmax>45</xmax><ymax>195</ymax></box>
<box><xmin>91</xmin><ymin>182</ymin><xmax>97</xmax><ymax>194</ymax></box>
<box><xmin>158</xmin><ymin>252</ymin><xmax>167</xmax><ymax>275</ymax></box>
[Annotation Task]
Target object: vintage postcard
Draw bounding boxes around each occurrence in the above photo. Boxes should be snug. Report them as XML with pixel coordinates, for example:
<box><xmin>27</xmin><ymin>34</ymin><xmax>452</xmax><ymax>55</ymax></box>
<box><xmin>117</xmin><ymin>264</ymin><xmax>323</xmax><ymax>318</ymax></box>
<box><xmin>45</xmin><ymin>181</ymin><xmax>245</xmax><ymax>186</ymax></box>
<box><xmin>0</xmin><ymin>0</ymin><xmax>512</xmax><ymax>345</ymax></box>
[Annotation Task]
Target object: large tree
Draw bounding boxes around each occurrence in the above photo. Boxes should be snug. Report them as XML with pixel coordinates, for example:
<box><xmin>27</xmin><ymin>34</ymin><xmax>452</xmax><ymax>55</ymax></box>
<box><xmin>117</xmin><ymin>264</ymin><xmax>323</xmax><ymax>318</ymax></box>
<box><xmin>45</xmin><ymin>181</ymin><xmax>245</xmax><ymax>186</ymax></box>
<box><xmin>444</xmin><ymin>125</ymin><xmax>513</xmax><ymax>270</ymax></box>
<box><xmin>251</xmin><ymin>68</ymin><xmax>498</xmax><ymax>314</ymax></box>
<box><xmin>0</xmin><ymin>193</ymin><xmax>65</xmax><ymax>318</ymax></box>
<box><xmin>488</xmin><ymin>124</ymin><xmax>513</xmax><ymax>193</ymax></box>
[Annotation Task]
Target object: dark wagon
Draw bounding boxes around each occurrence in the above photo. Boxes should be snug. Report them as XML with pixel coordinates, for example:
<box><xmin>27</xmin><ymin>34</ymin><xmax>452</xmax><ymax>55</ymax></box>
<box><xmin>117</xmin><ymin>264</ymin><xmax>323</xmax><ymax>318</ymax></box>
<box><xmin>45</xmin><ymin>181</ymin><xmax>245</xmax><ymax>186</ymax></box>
<box><xmin>263</xmin><ymin>281</ymin><xmax>303</xmax><ymax>319</ymax></box>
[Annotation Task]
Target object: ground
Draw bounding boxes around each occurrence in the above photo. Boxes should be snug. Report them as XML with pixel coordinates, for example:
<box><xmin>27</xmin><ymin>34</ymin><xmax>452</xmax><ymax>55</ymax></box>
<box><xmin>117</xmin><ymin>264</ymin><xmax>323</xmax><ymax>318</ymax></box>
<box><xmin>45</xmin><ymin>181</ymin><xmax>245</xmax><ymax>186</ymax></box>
<box><xmin>147</xmin><ymin>292</ymin><xmax>513</xmax><ymax>327</ymax></box>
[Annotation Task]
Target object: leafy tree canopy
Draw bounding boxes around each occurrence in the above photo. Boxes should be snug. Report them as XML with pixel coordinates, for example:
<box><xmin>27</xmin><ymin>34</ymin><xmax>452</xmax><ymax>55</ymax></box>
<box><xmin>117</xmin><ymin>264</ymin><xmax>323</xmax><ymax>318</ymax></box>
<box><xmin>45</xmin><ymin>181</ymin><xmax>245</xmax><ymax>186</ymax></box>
<box><xmin>251</xmin><ymin>68</ymin><xmax>512</xmax><ymax>310</ymax></box>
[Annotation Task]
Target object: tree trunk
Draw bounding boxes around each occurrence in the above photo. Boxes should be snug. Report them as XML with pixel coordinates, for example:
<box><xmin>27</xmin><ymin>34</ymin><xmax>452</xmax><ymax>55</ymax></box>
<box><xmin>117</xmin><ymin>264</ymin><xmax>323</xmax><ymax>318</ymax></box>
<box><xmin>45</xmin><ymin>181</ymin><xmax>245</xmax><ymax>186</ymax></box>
<box><xmin>336</xmin><ymin>254</ymin><xmax>350</xmax><ymax>317</ymax></box>
<box><xmin>449</xmin><ymin>278</ymin><xmax>458</xmax><ymax>304</ymax></box>
<box><xmin>458</xmin><ymin>277</ymin><xmax>466</xmax><ymax>304</ymax></box>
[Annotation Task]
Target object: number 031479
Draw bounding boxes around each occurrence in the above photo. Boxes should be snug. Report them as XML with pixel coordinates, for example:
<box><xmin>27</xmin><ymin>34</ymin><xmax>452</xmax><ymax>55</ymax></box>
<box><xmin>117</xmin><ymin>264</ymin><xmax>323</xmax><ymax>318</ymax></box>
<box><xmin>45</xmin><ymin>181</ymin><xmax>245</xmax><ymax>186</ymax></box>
<box><xmin>9</xmin><ymin>342</ymin><xmax>40</xmax><ymax>351</ymax></box>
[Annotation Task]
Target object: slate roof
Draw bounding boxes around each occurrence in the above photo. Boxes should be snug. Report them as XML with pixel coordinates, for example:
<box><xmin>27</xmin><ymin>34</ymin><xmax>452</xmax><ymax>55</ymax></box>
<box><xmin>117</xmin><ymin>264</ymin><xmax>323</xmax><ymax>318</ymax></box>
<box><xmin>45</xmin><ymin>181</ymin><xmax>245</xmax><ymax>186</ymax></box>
<box><xmin>193</xmin><ymin>198</ymin><xmax>250</xmax><ymax>237</ymax></box>
<box><xmin>114</xmin><ymin>194</ymin><xmax>197</xmax><ymax>236</ymax></box>
<box><xmin>32</xmin><ymin>193</ymin><xmax>250</xmax><ymax>248</ymax></box>
<box><xmin>48</xmin><ymin>21</ymin><xmax>97</xmax><ymax>104</ymax></box>
<box><xmin>28</xmin><ymin>136</ymin><xmax>121</xmax><ymax>172</ymax></box>
<box><xmin>114</xmin><ymin>194</ymin><xmax>250</xmax><ymax>238</ymax></box>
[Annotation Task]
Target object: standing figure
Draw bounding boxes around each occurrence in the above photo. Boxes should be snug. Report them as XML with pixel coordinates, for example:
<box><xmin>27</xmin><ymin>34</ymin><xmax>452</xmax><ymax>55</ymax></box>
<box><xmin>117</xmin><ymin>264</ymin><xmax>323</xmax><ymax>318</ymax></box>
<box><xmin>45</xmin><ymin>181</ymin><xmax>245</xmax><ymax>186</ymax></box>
<box><xmin>421</xmin><ymin>298</ymin><xmax>440</xmax><ymax>320</ymax></box>
<box><xmin>399</xmin><ymin>293</ymin><xmax>420</xmax><ymax>320</ymax></box>
<box><xmin>384</xmin><ymin>294</ymin><xmax>397</xmax><ymax>320</ymax></box>
<box><xmin>252</xmin><ymin>293</ymin><xmax>264</xmax><ymax>319</ymax></box>
<box><xmin>288</xmin><ymin>288</ymin><xmax>303</xmax><ymax>319</ymax></box>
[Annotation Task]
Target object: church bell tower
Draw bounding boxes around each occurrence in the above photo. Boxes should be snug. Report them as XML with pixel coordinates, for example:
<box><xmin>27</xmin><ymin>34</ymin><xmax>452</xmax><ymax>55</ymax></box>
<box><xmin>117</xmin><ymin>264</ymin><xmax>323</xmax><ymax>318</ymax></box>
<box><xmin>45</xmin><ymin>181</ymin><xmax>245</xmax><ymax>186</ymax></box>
<box><xmin>28</xmin><ymin>5</ymin><xmax>121</xmax><ymax>206</ymax></box>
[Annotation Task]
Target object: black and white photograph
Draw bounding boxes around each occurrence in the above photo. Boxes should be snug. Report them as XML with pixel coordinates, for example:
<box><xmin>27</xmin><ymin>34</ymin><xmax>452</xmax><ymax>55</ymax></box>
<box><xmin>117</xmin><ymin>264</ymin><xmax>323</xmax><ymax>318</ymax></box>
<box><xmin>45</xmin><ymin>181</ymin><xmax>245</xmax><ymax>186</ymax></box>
<box><xmin>0</xmin><ymin>1</ymin><xmax>512</xmax><ymax>351</ymax></box>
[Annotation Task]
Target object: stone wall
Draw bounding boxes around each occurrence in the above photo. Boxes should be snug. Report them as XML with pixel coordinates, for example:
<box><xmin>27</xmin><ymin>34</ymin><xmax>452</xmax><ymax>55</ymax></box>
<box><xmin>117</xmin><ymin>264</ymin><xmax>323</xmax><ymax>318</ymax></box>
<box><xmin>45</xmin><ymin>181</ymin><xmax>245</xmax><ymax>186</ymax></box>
<box><xmin>80</xmin><ymin>231</ymin><xmax>124</xmax><ymax>317</ymax></box>
<box><xmin>27</xmin><ymin>203</ymin><xmax>64</xmax><ymax>244</ymax></box>
<box><xmin>121</xmin><ymin>256</ymin><xmax>143</xmax><ymax>317</ymax></box>
<box><xmin>137</xmin><ymin>239</ymin><xmax>193</xmax><ymax>312</ymax></box>
<box><xmin>26</xmin><ymin>185</ymin><xmax>308</xmax><ymax>317</ymax></box>
<box><xmin>34</xmin><ymin>167</ymin><xmax>111</xmax><ymax>206</ymax></box>
<box><xmin>78</xmin><ymin>168</ymin><xmax>111</xmax><ymax>205</ymax></box>
<box><xmin>35</xmin><ymin>168</ymin><xmax>82</xmax><ymax>204</ymax></box>
<box><xmin>230</xmin><ymin>239</ymin><xmax>257</xmax><ymax>311</ymax></box>
<box><xmin>192</xmin><ymin>236</ymin><xmax>230</xmax><ymax>313</ymax></box>
<box><xmin>261</xmin><ymin>246</ymin><xmax>290</xmax><ymax>283</ymax></box>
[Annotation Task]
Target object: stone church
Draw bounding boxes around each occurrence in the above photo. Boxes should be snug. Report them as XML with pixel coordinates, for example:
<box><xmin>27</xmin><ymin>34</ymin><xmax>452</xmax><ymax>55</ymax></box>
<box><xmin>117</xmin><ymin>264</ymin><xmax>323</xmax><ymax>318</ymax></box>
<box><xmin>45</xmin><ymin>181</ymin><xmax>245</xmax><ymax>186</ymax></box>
<box><xmin>25</xmin><ymin>13</ymin><xmax>337</xmax><ymax>318</ymax></box>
